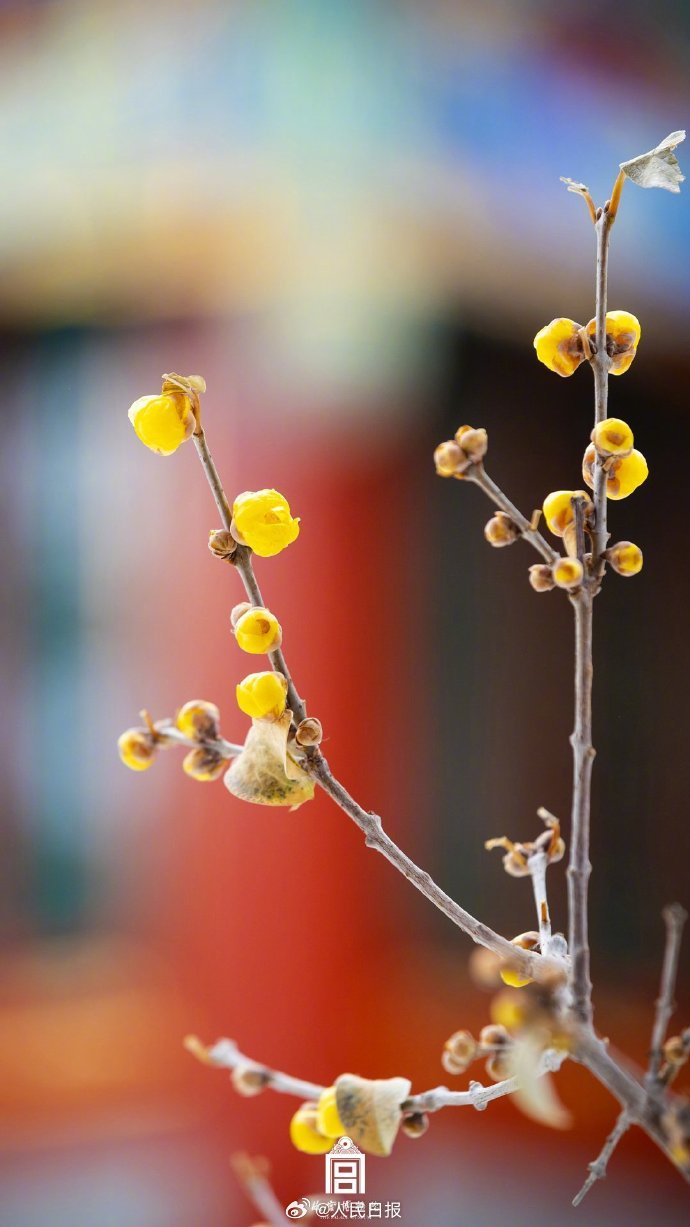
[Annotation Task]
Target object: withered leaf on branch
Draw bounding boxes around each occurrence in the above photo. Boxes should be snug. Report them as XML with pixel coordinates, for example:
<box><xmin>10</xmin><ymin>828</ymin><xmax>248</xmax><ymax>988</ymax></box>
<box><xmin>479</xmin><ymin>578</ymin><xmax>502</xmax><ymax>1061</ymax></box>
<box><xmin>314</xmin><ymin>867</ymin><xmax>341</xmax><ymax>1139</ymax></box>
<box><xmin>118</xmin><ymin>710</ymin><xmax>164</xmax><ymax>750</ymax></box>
<box><xmin>619</xmin><ymin>131</ymin><xmax>686</xmax><ymax>192</ymax></box>
<box><xmin>509</xmin><ymin>1034</ymin><xmax>572</xmax><ymax>1131</ymax></box>
<box><xmin>223</xmin><ymin>711</ymin><xmax>314</xmax><ymax>808</ymax></box>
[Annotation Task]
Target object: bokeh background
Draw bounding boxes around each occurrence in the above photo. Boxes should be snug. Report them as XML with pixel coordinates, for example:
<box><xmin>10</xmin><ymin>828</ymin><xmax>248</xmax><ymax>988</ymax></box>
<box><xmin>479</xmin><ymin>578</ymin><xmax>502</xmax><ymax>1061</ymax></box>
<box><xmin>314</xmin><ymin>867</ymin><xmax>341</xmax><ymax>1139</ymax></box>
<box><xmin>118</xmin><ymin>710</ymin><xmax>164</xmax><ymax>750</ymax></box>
<box><xmin>1</xmin><ymin>1</ymin><xmax>690</xmax><ymax>1224</ymax></box>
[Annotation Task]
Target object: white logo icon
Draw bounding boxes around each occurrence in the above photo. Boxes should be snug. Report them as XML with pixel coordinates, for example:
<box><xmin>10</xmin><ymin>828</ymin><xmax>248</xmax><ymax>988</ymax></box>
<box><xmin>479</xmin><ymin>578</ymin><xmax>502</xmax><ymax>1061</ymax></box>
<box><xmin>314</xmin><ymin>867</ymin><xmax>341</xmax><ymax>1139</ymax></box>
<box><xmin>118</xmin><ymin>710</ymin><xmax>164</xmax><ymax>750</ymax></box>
<box><xmin>285</xmin><ymin>1197</ymin><xmax>310</xmax><ymax>1218</ymax></box>
<box><xmin>325</xmin><ymin>1136</ymin><xmax>366</xmax><ymax>1195</ymax></box>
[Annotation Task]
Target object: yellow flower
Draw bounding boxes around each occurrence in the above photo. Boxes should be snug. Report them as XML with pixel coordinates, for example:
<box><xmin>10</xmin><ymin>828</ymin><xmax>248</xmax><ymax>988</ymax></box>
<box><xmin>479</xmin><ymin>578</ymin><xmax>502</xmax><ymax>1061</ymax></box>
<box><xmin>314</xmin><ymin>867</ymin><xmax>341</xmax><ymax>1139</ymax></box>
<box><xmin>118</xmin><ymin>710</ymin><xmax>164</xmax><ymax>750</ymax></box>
<box><xmin>118</xmin><ymin>727</ymin><xmax>156</xmax><ymax>771</ymax></box>
<box><xmin>234</xmin><ymin>607</ymin><xmax>282</xmax><ymax>654</ymax></box>
<box><xmin>290</xmin><ymin>1103</ymin><xmax>332</xmax><ymax>1154</ymax></box>
<box><xmin>592</xmin><ymin>417</ymin><xmax>634</xmax><ymax>457</ymax></box>
<box><xmin>236</xmin><ymin>671</ymin><xmax>288</xmax><ymax>720</ymax></box>
<box><xmin>542</xmin><ymin>490</ymin><xmax>592</xmax><ymax>537</ymax></box>
<box><xmin>582</xmin><ymin>445</ymin><xmax>648</xmax><ymax>499</ymax></box>
<box><xmin>586</xmin><ymin>310</ymin><xmax>641</xmax><ymax>375</ymax></box>
<box><xmin>176</xmin><ymin>700</ymin><xmax>220</xmax><ymax>739</ymax></box>
<box><xmin>128</xmin><ymin>391</ymin><xmax>195</xmax><ymax>455</ymax></box>
<box><xmin>317</xmin><ymin>1087</ymin><xmax>346</xmax><ymax>1139</ymax></box>
<box><xmin>231</xmin><ymin>489</ymin><xmax>300</xmax><ymax>558</ymax></box>
<box><xmin>533</xmin><ymin>318</ymin><xmax>585</xmax><ymax>377</ymax></box>
<box><xmin>607</xmin><ymin>541</ymin><xmax>643</xmax><ymax>576</ymax></box>
<box><xmin>182</xmin><ymin>747</ymin><xmax>226</xmax><ymax>781</ymax></box>
<box><xmin>490</xmin><ymin>989</ymin><xmax>528</xmax><ymax>1033</ymax></box>
<box><xmin>500</xmin><ymin>932</ymin><xmax>540</xmax><ymax>987</ymax></box>
<box><xmin>552</xmin><ymin>557</ymin><xmax>584</xmax><ymax>590</ymax></box>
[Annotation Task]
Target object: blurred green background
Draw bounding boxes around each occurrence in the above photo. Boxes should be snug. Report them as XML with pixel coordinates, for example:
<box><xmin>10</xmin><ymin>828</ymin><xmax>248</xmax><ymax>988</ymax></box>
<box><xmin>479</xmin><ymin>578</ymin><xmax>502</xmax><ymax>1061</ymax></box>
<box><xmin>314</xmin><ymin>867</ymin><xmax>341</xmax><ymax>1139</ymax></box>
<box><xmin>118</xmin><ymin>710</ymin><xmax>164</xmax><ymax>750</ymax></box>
<box><xmin>1</xmin><ymin>1</ymin><xmax>689</xmax><ymax>1223</ymax></box>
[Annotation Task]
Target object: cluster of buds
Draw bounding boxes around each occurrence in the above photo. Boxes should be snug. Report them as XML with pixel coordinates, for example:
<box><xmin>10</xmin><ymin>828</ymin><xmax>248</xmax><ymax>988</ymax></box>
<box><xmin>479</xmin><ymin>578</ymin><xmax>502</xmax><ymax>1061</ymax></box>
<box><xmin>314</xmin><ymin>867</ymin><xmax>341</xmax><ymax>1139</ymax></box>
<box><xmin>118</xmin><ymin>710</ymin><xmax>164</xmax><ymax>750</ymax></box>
<box><xmin>434</xmin><ymin>424</ymin><xmax>488</xmax><ymax>479</ymax></box>
<box><xmin>485</xmin><ymin>810</ymin><xmax>565</xmax><ymax>879</ymax></box>
<box><xmin>117</xmin><ymin>701</ymin><xmax>226</xmax><ymax>781</ymax></box>
<box><xmin>290</xmin><ymin>1075</ymin><xmax>412</xmax><ymax>1157</ymax></box>
<box><xmin>441</xmin><ymin>1023</ymin><xmax>513</xmax><ymax>1083</ymax></box>
<box><xmin>533</xmin><ymin>311</ymin><xmax>641</xmax><ymax>378</ymax></box>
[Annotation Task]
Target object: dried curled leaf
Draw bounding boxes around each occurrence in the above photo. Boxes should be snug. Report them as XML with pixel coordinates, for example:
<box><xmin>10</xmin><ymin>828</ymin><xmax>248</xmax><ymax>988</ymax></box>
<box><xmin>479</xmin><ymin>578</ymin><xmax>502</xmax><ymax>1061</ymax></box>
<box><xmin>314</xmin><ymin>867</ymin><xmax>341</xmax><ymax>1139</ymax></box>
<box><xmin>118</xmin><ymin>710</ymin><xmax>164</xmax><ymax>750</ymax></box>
<box><xmin>223</xmin><ymin>711</ymin><xmax>314</xmax><ymax>808</ymax></box>
<box><xmin>620</xmin><ymin>131</ymin><xmax>685</xmax><ymax>192</ymax></box>
<box><xmin>509</xmin><ymin>1035</ymin><xmax>571</xmax><ymax>1130</ymax></box>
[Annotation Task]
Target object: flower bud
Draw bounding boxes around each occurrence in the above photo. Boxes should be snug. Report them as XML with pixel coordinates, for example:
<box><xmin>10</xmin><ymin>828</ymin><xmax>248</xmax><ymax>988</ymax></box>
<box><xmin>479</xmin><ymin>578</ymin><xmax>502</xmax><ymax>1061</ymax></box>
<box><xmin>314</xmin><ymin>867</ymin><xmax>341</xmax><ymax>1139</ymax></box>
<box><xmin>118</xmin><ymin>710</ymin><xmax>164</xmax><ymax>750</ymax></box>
<box><xmin>500</xmin><ymin>932</ymin><xmax>540</xmax><ymax>988</ymax></box>
<box><xmin>236</xmin><ymin>671</ymin><xmax>288</xmax><ymax>720</ymax></box>
<box><xmin>490</xmin><ymin>989</ymin><xmax>529</xmax><ymax>1033</ymax></box>
<box><xmin>582</xmin><ymin>444</ymin><xmax>648</xmax><ymax>500</ymax></box>
<box><xmin>208</xmin><ymin>529</ymin><xmax>237</xmax><ymax>560</ymax></box>
<box><xmin>663</xmin><ymin>1036</ymin><xmax>688</xmax><ymax>1068</ymax></box>
<box><xmin>401</xmin><ymin>1112</ymin><xmax>429</xmax><ymax>1138</ymax></box>
<box><xmin>234</xmin><ymin>607</ymin><xmax>282</xmax><ymax>654</ymax></box>
<box><xmin>176</xmin><ymin>700</ymin><xmax>220</xmax><ymax>740</ymax></box>
<box><xmin>230</xmin><ymin>602</ymin><xmax>252</xmax><ymax>628</ymax></box>
<box><xmin>485</xmin><ymin>1052</ymin><xmax>512</xmax><ymax>1082</ymax></box>
<box><xmin>289</xmin><ymin>1103</ymin><xmax>332</xmax><ymax>1154</ymax></box>
<box><xmin>552</xmin><ymin>557</ymin><xmax>584</xmax><ymax>590</ymax></box>
<box><xmin>591</xmin><ymin>417</ymin><xmax>634</xmax><ymax>457</ymax></box>
<box><xmin>317</xmin><ymin>1087</ymin><xmax>346</xmax><ymax>1139</ymax></box>
<box><xmin>606</xmin><ymin>541</ymin><xmax>643</xmax><ymax>577</ymax></box>
<box><xmin>434</xmin><ymin>440</ymin><xmax>467</xmax><ymax>478</ymax></box>
<box><xmin>542</xmin><ymin>490</ymin><xmax>592</xmax><ymax>538</ymax></box>
<box><xmin>533</xmin><ymin>318</ymin><xmax>585</xmax><ymax>377</ymax></box>
<box><xmin>295</xmin><ymin>717</ymin><xmax>323</xmax><ymax>747</ymax></box>
<box><xmin>118</xmin><ymin>727</ymin><xmax>156</xmax><ymax>771</ymax></box>
<box><xmin>455</xmin><ymin>425</ymin><xmax>488</xmax><ymax>462</ymax></box>
<box><xmin>231</xmin><ymin>489</ymin><xmax>300</xmax><ymax>558</ymax></box>
<box><xmin>484</xmin><ymin>512</ymin><xmax>518</xmax><ymax>548</ymax></box>
<box><xmin>528</xmin><ymin>564</ymin><xmax>556</xmax><ymax>593</ymax></box>
<box><xmin>586</xmin><ymin>310</ymin><xmax>641</xmax><ymax>375</ymax></box>
<box><xmin>128</xmin><ymin>391</ymin><xmax>195</xmax><ymax>455</ymax></box>
<box><xmin>478</xmin><ymin>1023</ymin><xmax>511</xmax><ymax>1051</ymax></box>
<box><xmin>442</xmin><ymin>1030</ymin><xmax>477</xmax><ymax>1074</ymax></box>
<box><xmin>231</xmin><ymin>1063</ymin><xmax>270</xmax><ymax>1096</ymax></box>
<box><xmin>182</xmin><ymin>747</ymin><xmax>226</xmax><ymax>781</ymax></box>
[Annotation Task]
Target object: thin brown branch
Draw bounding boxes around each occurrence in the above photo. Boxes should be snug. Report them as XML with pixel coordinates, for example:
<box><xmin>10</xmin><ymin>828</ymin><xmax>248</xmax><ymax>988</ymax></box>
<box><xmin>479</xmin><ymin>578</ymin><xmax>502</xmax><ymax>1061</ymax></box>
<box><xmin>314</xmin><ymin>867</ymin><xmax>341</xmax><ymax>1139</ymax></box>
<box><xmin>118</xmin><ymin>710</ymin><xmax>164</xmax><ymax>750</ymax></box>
<box><xmin>591</xmin><ymin>206</ymin><xmax>614</xmax><ymax>573</ymax></box>
<box><xmin>646</xmin><ymin>904</ymin><xmax>688</xmax><ymax>1089</ymax></box>
<box><xmin>466</xmin><ymin>465</ymin><xmax>559</xmax><ymax>565</ymax></box>
<box><xmin>154</xmin><ymin>721</ymin><xmax>243</xmax><ymax>758</ymax></box>
<box><xmin>566</xmin><ymin>585</ymin><xmax>595</xmax><ymax>1022</ymax></box>
<box><xmin>572</xmin><ymin>1110</ymin><xmax>631</xmax><ymax>1206</ymax></box>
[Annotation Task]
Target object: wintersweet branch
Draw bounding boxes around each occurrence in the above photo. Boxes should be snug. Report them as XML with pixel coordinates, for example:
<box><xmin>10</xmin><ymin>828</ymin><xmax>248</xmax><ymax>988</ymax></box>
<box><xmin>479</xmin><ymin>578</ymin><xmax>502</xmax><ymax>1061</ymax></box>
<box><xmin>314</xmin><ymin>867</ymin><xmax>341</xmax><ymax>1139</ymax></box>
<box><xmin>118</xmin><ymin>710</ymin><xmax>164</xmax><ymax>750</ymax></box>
<box><xmin>466</xmin><ymin>465</ymin><xmax>559</xmax><ymax>565</ymax></box>
<box><xmin>646</xmin><ymin>903</ymin><xmax>688</xmax><ymax>1089</ymax></box>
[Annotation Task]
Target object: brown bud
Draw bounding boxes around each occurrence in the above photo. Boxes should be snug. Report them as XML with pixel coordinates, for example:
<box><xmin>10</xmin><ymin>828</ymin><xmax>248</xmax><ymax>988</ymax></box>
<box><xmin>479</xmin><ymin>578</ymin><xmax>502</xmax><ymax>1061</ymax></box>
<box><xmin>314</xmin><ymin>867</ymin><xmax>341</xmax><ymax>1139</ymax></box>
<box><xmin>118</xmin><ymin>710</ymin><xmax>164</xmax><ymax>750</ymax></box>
<box><xmin>511</xmin><ymin>931</ymin><xmax>540</xmax><ymax>951</ymax></box>
<box><xmin>208</xmin><ymin>529</ymin><xmax>237</xmax><ymax>561</ymax></box>
<box><xmin>295</xmin><ymin>717</ymin><xmax>323</xmax><ymax>747</ymax></box>
<box><xmin>230</xmin><ymin>602</ymin><xmax>252</xmax><ymax>628</ymax></box>
<box><xmin>485</xmin><ymin>1052</ymin><xmax>512</xmax><ymax>1082</ymax></box>
<box><xmin>434</xmin><ymin>440</ymin><xmax>467</xmax><ymax>478</ymax></box>
<box><xmin>528</xmin><ymin>564</ymin><xmax>555</xmax><ymax>593</ymax></box>
<box><xmin>231</xmin><ymin>1063</ymin><xmax>270</xmax><ymax>1097</ymax></box>
<box><xmin>663</xmin><ymin>1036</ymin><xmax>688</xmax><ymax>1067</ymax></box>
<box><xmin>401</xmin><ymin>1111</ymin><xmax>429</xmax><ymax>1138</ymax></box>
<box><xmin>182</xmin><ymin>747</ymin><xmax>227</xmax><ymax>782</ymax></box>
<box><xmin>484</xmin><ymin>512</ymin><xmax>519</xmax><ymax>548</ymax></box>
<box><xmin>478</xmin><ymin>1023</ymin><xmax>511</xmax><ymax>1051</ymax></box>
<box><xmin>455</xmin><ymin>425</ymin><xmax>488</xmax><ymax>462</ymax></box>
<box><xmin>442</xmin><ymin>1029</ymin><xmax>477</xmax><ymax>1074</ymax></box>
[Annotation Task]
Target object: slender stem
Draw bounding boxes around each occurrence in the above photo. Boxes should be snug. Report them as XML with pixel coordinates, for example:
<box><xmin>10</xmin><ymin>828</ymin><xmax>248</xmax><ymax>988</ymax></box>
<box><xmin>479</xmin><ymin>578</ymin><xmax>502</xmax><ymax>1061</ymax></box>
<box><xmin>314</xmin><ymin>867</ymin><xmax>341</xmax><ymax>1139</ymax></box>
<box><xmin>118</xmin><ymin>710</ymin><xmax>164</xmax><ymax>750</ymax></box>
<box><xmin>206</xmin><ymin>1037</ymin><xmax>325</xmax><ymax>1101</ymax></box>
<box><xmin>572</xmin><ymin>1110</ymin><xmax>632</xmax><ymax>1207</ymax></box>
<box><xmin>155</xmin><ymin>722</ymin><xmax>243</xmax><ymax>758</ymax></box>
<box><xmin>231</xmin><ymin>1153</ymin><xmax>285</xmax><ymax>1227</ymax></box>
<box><xmin>529</xmin><ymin>851</ymin><xmax>553</xmax><ymax>954</ymax></box>
<box><xmin>467</xmin><ymin>466</ymin><xmax>559</xmax><ymax>565</ymax></box>
<box><xmin>646</xmin><ymin>904</ymin><xmax>688</xmax><ymax>1088</ymax></box>
<box><xmin>567</xmin><ymin>587</ymin><xmax>595</xmax><ymax>1022</ymax></box>
<box><xmin>591</xmin><ymin>208</ymin><xmax>613</xmax><ymax>572</ymax></box>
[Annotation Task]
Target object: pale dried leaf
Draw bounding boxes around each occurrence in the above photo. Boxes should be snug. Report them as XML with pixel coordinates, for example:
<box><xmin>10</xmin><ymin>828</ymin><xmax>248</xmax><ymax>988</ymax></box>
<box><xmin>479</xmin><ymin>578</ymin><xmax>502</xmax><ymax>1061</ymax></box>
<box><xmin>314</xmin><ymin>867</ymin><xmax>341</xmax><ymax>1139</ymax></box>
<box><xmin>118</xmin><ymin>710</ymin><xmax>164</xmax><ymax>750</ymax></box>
<box><xmin>509</xmin><ymin>1034</ymin><xmax>572</xmax><ymax>1130</ymax></box>
<box><xmin>620</xmin><ymin>130</ymin><xmax>685</xmax><ymax>192</ymax></box>
<box><xmin>223</xmin><ymin>711</ymin><xmax>315</xmax><ymax>808</ymax></box>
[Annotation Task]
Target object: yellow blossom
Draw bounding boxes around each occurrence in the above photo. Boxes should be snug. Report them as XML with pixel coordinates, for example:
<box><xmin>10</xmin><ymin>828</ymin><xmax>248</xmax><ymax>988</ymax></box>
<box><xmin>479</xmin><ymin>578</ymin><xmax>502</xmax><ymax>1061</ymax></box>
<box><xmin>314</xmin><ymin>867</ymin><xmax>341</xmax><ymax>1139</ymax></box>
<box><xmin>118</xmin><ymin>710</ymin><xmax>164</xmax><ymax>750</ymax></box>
<box><xmin>231</xmin><ymin>489</ymin><xmax>300</xmax><ymax>558</ymax></box>
<box><xmin>182</xmin><ymin>747</ymin><xmax>226</xmax><ymax>782</ymax></box>
<box><xmin>552</xmin><ymin>557</ymin><xmax>584</xmax><ymax>590</ymax></box>
<box><xmin>586</xmin><ymin>310</ymin><xmax>641</xmax><ymax>375</ymax></box>
<box><xmin>542</xmin><ymin>490</ymin><xmax>592</xmax><ymax>537</ymax></box>
<box><xmin>500</xmin><ymin>932</ymin><xmax>539</xmax><ymax>987</ymax></box>
<box><xmin>582</xmin><ymin>445</ymin><xmax>648</xmax><ymax>500</ymax></box>
<box><xmin>176</xmin><ymin>700</ymin><xmax>220</xmax><ymax>739</ymax></box>
<box><xmin>317</xmin><ymin>1087</ymin><xmax>346</xmax><ymax>1139</ymax></box>
<box><xmin>290</xmin><ymin>1103</ymin><xmax>332</xmax><ymax>1154</ymax></box>
<box><xmin>592</xmin><ymin>417</ymin><xmax>634</xmax><ymax>457</ymax></box>
<box><xmin>234</xmin><ymin>607</ymin><xmax>282</xmax><ymax>654</ymax></box>
<box><xmin>236</xmin><ymin>671</ymin><xmax>288</xmax><ymax>720</ymax></box>
<box><xmin>118</xmin><ymin>727</ymin><xmax>156</xmax><ymax>771</ymax></box>
<box><xmin>533</xmin><ymin>318</ymin><xmax>585</xmax><ymax>377</ymax></box>
<box><xmin>128</xmin><ymin>391</ymin><xmax>195</xmax><ymax>455</ymax></box>
<box><xmin>607</xmin><ymin>541</ymin><xmax>643</xmax><ymax>576</ymax></box>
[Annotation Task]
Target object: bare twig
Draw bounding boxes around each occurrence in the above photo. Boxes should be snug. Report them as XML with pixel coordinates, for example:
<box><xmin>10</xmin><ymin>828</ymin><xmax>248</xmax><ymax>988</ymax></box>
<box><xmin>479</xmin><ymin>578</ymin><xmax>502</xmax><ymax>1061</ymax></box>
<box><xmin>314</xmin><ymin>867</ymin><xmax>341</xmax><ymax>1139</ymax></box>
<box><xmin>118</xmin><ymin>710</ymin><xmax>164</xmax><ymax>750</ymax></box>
<box><xmin>646</xmin><ymin>904</ymin><xmax>688</xmax><ymax>1089</ymax></box>
<box><xmin>572</xmin><ymin>1110</ymin><xmax>632</xmax><ymax>1206</ymax></box>
<box><xmin>231</xmin><ymin>1153</ymin><xmax>285</xmax><ymax>1227</ymax></box>
<box><xmin>590</xmin><ymin>204</ymin><xmax>614</xmax><ymax>572</ymax></box>
<box><xmin>466</xmin><ymin>465</ymin><xmax>559</xmax><ymax>565</ymax></box>
<box><xmin>566</xmin><ymin>583</ymin><xmax>595</xmax><ymax>1022</ymax></box>
<box><xmin>154</xmin><ymin>721</ymin><xmax>243</xmax><ymax>758</ymax></box>
<box><xmin>528</xmin><ymin>850</ymin><xmax>553</xmax><ymax>954</ymax></box>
